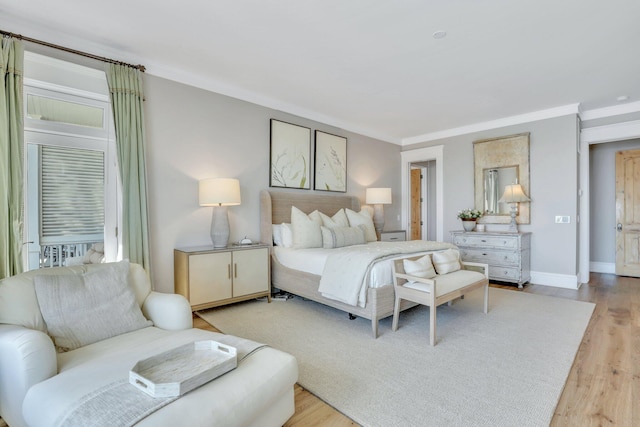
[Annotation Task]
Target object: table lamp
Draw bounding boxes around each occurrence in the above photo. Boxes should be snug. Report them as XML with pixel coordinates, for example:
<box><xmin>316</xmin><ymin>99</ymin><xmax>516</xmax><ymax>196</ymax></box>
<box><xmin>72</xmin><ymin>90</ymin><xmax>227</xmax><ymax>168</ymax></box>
<box><xmin>498</xmin><ymin>183</ymin><xmax>530</xmax><ymax>232</ymax></box>
<box><xmin>366</xmin><ymin>187</ymin><xmax>392</xmax><ymax>239</ymax></box>
<box><xmin>199</xmin><ymin>178</ymin><xmax>241</xmax><ymax>247</ymax></box>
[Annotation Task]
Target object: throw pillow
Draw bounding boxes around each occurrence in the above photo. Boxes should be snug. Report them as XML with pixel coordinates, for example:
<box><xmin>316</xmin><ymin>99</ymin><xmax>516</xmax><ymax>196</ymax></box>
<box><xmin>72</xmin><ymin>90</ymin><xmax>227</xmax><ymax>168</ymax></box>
<box><xmin>291</xmin><ymin>206</ymin><xmax>322</xmax><ymax>248</ymax></box>
<box><xmin>33</xmin><ymin>260</ymin><xmax>152</xmax><ymax>352</ymax></box>
<box><xmin>272</xmin><ymin>224</ymin><xmax>283</xmax><ymax>246</ymax></box>
<box><xmin>345</xmin><ymin>208</ymin><xmax>377</xmax><ymax>242</ymax></box>
<box><xmin>321</xmin><ymin>226</ymin><xmax>366</xmax><ymax>249</ymax></box>
<box><xmin>432</xmin><ymin>249</ymin><xmax>462</xmax><ymax>274</ymax></box>
<box><xmin>319</xmin><ymin>209</ymin><xmax>350</xmax><ymax>228</ymax></box>
<box><xmin>403</xmin><ymin>255</ymin><xmax>437</xmax><ymax>281</ymax></box>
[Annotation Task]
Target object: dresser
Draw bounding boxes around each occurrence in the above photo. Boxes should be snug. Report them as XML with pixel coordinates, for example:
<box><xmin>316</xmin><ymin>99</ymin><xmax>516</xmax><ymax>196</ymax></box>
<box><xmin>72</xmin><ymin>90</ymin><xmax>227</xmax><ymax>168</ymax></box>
<box><xmin>450</xmin><ymin>231</ymin><xmax>531</xmax><ymax>288</ymax></box>
<box><xmin>174</xmin><ymin>244</ymin><xmax>270</xmax><ymax>310</ymax></box>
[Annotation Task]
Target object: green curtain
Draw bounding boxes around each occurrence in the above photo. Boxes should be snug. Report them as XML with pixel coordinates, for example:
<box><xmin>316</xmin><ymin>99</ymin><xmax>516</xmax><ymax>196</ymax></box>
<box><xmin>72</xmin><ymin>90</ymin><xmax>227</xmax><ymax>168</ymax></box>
<box><xmin>0</xmin><ymin>37</ymin><xmax>24</xmax><ymax>279</ymax></box>
<box><xmin>106</xmin><ymin>64</ymin><xmax>150</xmax><ymax>270</ymax></box>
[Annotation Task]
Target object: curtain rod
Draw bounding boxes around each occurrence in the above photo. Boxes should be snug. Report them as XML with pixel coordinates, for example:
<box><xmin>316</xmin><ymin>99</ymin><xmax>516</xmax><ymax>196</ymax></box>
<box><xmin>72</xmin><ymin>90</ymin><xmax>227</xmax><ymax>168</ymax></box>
<box><xmin>1</xmin><ymin>29</ymin><xmax>146</xmax><ymax>72</ymax></box>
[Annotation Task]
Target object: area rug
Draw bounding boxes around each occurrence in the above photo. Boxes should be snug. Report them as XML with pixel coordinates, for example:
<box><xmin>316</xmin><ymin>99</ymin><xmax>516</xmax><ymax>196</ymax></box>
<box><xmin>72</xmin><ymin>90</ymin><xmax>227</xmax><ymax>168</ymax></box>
<box><xmin>197</xmin><ymin>288</ymin><xmax>594</xmax><ymax>427</ymax></box>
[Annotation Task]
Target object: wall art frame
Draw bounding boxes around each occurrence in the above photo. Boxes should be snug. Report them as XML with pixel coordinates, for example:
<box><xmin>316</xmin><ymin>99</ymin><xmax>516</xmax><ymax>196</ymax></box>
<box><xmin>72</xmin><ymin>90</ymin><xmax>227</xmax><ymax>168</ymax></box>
<box><xmin>270</xmin><ymin>119</ymin><xmax>311</xmax><ymax>189</ymax></box>
<box><xmin>314</xmin><ymin>130</ymin><xmax>347</xmax><ymax>192</ymax></box>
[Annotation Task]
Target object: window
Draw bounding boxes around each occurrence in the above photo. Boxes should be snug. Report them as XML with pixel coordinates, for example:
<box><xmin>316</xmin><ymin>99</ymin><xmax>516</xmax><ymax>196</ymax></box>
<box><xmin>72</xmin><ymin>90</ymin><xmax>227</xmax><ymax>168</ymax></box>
<box><xmin>23</xmin><ymin>52</ymin><xmax>119</xmax><ymax>270</ymax></box>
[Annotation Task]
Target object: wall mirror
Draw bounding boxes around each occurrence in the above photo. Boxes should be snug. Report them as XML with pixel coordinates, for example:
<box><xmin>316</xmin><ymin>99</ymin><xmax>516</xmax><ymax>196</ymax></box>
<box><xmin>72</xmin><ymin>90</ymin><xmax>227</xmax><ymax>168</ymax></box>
<box><xmin>473</xmin><ymin>133</ymin><xmax>530</xmax><ymax>224</ymax></box>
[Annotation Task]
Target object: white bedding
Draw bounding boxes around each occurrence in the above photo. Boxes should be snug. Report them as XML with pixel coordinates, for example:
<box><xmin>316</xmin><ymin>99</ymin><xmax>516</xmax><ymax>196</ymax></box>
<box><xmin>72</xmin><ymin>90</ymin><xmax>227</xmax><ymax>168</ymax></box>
<box><xmin>273</xmin><ymin>241</ymin><xmax>456</xmax><ymax>307</ymax></box>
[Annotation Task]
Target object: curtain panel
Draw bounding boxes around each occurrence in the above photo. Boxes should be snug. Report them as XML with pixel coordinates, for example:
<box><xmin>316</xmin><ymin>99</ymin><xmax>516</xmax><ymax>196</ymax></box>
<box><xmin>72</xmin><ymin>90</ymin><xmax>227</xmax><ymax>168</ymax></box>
<box><xmin>0</xmin><ymin>37</ymin><xmax>24</xmax><ymax>279</ymax></box>
<box><xmin>106</xmin><ymin>64</ymin><xmax>150</xmax><ymax>271</ymax></box>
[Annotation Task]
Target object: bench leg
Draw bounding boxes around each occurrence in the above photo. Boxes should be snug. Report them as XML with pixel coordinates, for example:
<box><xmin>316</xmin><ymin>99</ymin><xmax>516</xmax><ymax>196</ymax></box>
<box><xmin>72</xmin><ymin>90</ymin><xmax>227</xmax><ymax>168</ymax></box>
<box><xmin>429</xmin><ymin>305</ymin><xmax>436</xmax><ymax>346</ymax></box>
<box><xmin>483</xmin><ymin>284</ymin><xmax>489</xmax><ymax>314</ymax></box>
<box><xmin>372</xmin><ymin>318</ymin><xmax>379</xmax><ymax>338</ymax></box>
<box><xmin>392</xmin><ymin>297</ymin><xmax>401</xmax><ymax>331</ymax></box>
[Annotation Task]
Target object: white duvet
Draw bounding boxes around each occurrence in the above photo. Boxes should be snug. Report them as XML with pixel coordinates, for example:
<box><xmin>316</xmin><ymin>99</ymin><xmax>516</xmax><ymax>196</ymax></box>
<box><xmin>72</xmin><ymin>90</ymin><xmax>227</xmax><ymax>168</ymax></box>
<box><xmin>274</xmin><ymin>241</ymin><xmax>456</xmax><ymax>307</ymax></box>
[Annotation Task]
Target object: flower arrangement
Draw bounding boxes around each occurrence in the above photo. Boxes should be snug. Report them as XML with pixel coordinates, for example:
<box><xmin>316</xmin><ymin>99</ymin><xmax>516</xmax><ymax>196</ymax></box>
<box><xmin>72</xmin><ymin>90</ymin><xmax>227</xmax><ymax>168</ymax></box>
<box><xmin>457</xmin><ymin>208</ymin><xmax>483</xmax><ymax>220</ymax></box>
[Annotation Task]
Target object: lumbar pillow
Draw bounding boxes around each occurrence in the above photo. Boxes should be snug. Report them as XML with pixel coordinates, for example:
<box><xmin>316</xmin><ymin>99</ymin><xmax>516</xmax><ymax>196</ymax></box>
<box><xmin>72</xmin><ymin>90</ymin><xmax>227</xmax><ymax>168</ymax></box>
<box><xmin>321</xmin><ymin>226</ymin><xmax>366</xmax><ymax>249</ymax></box>
<box><xmin>291</xmin><ymin>206</ymin><xmax>322</xmax><ymax>248</ymax></box>
<box><xmin>345</xmin><ymin>208</ymin><xmax>377</xmax><ymax>242</ymax></box>
<box><xmin>33</xmin><ymin>260</ymin><xmax>152</xmax><ymax>351</ymax></box>
<box><xmin>403</xmin><ymin>255</ymin><xmax>437</xmax><ymax>282</ymax></box>
<box><xmin>432</xmin><ymin>249</ymin><xmax>462</xmax><ymax>274</ymax></box>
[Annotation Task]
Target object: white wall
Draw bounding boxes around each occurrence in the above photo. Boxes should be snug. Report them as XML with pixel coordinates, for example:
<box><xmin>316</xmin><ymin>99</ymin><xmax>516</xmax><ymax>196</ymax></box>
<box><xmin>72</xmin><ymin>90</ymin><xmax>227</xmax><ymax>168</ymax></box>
<box><xmin>403</xmin><ymin>115</ymin><xmax>580</xmax><ymax>284</ymax></box>
<box><xmin>143</xmin><ymin>74</ymin><xmax>402</xmax><ymax>292</ymax></box>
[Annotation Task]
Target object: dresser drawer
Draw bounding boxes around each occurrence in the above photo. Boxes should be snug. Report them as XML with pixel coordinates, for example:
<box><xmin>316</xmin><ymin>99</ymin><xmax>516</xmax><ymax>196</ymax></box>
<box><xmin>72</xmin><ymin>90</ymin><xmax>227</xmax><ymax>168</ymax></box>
<box><xmin>489</xmin><ymin>266</ymin><xmax>522</xmax><ymax>281</ymax></box>
<box><xmin>452</xmin><ymin>234</ymin><xmax>519</xmax><ymax>250</ymax></box>
<box><xmin>380</xmin><ymin>230</ymin><xmax>406</xmax><ymax>242</ymax></box>
<box><xmin>459</xmin><ymin>248</ymin><xmax>520</xmax><ymax>267</ymax></box>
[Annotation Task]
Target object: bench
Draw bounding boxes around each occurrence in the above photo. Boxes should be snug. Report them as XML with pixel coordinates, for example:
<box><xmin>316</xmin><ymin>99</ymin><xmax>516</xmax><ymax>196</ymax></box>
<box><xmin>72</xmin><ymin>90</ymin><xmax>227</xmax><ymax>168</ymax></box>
<box><xmin>391</xmin><ymin>252</ymin><xmax>489</xmax><ymax>346</ymax></box>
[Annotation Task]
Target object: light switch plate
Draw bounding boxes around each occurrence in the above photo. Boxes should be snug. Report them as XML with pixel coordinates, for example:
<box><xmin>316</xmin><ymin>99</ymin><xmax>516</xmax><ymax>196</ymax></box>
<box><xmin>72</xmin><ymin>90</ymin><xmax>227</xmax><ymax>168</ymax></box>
<box><xmin>555</xmin><ymin>215</ymin><xmax>571</xmax><ymax>224</ymax></box>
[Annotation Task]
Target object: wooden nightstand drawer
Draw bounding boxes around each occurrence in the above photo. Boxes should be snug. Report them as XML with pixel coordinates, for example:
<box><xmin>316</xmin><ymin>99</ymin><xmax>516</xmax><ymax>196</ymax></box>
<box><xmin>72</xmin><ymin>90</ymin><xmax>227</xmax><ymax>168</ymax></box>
<box><xmin>380</xmin><ymin>230</ymin><xmax>406</xmax><ymax>242</ymax></box>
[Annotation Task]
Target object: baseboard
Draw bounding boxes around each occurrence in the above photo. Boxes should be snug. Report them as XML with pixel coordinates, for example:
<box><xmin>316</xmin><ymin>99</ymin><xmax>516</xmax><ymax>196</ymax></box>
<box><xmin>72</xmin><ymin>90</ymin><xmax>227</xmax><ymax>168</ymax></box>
<box><xmin>589</xmin><ymin>261</ymin><xmax>615</xmax><ymax>274</ymax></box>
<box><xmin>530</xmin><ymin>271</ymin><xmax>580</xmax><ymax>289</ymax></box>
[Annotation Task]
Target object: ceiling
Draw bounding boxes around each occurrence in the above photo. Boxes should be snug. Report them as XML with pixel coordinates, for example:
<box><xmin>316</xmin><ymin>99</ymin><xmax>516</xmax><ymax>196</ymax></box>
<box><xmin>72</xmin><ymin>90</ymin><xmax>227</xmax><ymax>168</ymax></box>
<box><xmin>1</xmin><ymin>0</ymin><xmax>639</xmax><ymax>144</ymax></box>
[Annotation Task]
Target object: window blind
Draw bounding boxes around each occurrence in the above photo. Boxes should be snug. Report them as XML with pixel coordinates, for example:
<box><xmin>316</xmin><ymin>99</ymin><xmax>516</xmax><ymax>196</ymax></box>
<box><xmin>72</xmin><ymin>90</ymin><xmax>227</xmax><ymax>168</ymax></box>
<box><xmin>40</xmin><ymin>145</ymin><xmax>104</xmax><ymax>244</ymax></box>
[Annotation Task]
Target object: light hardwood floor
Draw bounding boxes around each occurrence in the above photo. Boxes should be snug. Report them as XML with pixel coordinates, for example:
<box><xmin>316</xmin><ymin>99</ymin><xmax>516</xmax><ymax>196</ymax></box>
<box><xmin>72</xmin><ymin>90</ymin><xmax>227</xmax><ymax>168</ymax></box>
<box><xmin>195</xmin><ymin>272</ymin><xmax>639</xmax><ymax>426</ymax></box>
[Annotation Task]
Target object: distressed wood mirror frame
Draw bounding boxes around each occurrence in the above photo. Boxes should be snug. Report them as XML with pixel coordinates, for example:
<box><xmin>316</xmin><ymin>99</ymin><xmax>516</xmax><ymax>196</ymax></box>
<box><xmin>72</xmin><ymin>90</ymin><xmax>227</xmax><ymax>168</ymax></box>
<box><xmin>473</xmin><ymin>133</ymin><xmax>530</xmax><ymax>225</ymax></box>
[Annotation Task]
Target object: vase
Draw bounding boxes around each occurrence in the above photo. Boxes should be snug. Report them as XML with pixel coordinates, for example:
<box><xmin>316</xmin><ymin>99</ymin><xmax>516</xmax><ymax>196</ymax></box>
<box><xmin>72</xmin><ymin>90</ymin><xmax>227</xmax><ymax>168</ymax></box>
<box><xmin>461</xmin><ymin>219</ymin><xmax>476</xmax><ymax>232</ymax></box>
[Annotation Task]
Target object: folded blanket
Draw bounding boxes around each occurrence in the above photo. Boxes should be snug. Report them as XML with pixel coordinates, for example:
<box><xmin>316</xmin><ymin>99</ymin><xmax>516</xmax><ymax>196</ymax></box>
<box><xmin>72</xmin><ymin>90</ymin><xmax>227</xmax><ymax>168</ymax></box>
<box><xmin>318</xmin><ymin>241</ymin><xmax>456</xmax><ymax>307</ymax></box>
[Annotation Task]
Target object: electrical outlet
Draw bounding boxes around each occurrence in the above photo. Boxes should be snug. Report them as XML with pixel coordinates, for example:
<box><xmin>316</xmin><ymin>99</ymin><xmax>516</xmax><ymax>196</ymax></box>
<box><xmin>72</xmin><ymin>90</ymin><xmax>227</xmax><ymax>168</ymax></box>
<box><xmin>555</xmin><ymin>215</ymin><xmax>571</xmax><ymax>224</ymax></box>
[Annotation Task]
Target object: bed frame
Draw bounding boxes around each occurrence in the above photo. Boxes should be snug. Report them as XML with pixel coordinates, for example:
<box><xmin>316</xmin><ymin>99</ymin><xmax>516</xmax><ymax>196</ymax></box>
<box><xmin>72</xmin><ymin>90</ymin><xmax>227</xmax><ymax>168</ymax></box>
<box><xmin>259</xmin><ymin>189</ymin><xmax>416</xmax><ymax>338</ymax></box>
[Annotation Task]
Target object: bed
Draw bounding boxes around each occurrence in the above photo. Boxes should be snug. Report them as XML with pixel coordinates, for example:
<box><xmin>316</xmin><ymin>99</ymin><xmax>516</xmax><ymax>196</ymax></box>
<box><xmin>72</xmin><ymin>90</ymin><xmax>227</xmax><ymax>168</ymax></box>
<box><xmin>259</xmin><ymin>189</ymin><xmax>454</xmax><ymax>337</ymax></box>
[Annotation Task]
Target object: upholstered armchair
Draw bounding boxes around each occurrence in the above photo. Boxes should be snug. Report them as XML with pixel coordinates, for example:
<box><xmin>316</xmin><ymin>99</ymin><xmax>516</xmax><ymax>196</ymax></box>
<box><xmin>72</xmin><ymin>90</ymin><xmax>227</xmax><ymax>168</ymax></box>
<box><xmin>0</xmin><ymin>261</ymin><xmax>297</xmax><ymax>427</ymax></box>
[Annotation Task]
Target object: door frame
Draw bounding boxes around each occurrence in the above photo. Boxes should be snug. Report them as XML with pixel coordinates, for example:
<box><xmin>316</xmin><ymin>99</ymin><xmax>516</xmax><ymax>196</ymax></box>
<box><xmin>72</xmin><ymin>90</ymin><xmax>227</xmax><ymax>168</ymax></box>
<box><xmin>401</xmin><ymin>145</ymin><xmax>443</xmax><ymax>241</ymax></box>
<box><xmin>580</xmin><ymin>118</ymin><xmax>640</xmax><ymax>283</ymax></box>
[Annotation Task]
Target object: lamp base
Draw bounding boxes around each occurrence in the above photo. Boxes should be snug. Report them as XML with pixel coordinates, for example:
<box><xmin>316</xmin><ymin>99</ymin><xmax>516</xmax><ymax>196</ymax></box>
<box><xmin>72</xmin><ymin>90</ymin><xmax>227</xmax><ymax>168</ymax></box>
<box><xmin>211</xmin><ymin>206</ymin><xmax>230</xmax><ymax>248</ymax></box>
<box><xmin>373</xmin><ymin>204</ymin><xmax>385</xmax><ymax>240</ymax></box>
<box><xmin>507</xmin><ymin>204</ymin><xmax>518</xmax><ymax>233</ymax></box>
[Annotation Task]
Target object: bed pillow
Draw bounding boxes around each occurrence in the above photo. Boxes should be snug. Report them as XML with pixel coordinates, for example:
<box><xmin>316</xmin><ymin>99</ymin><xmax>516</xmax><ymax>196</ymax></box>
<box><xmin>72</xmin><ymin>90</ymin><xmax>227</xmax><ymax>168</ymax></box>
<box><xmin>321</xmin><ymin>226</ymin><xmax>366</xmax><ymax>249</ymax></box>
<box><xmin>281</xmin><ymin>223</ymin><xmax>293</xmax><ymax>247</ymax></box>
<box><xmin>319</xmin><ymin>209</ymin><xmax>350</xmax><ymax>228</ymax></box>
<box><xmin>33</xmin><ymin>260</ymin><xmax>152</xmax><ymax>352</ymax></box>
<box><xmin>403</xmin><ymin>255</ymin><xmax>437</xmax><ymax>282</ymax></box>
<box><xmin>432</xmin><ymin>249</ymin><xmax>462</xmax><ymax>274</ymax></box>
<box><xmin>345</xmin><ymin>208</ymin><xmax>377</xmax><ymax>242</ymax></box>
<box><xmin>291</xmin><ymin>206</ymin><xmax>322</xmax><ymax>248</ymax></box>
<box><xmin>272</xmin><ymin>224</ymin><xmax>283</xmax><ymax>246</ymax></box>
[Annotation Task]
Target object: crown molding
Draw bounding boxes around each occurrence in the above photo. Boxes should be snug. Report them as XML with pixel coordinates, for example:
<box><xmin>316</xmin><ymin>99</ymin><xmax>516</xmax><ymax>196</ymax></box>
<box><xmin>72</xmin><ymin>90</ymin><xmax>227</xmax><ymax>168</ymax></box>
<box><xmin>579</xmin><ymin>101</ymin><xmax>640</xmax><ymax>122</ymax></box>
<box><xmin>400</xmin><ymin>104</ymin><xmax>581</xmax><ymax>146</ymax></box>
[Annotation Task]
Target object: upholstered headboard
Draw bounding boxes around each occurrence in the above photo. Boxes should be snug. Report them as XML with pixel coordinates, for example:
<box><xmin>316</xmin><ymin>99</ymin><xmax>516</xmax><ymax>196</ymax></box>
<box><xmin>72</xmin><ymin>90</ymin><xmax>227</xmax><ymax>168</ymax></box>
<box><xmin>260</xmin><ymin>189</ymin><xmax>361</xmax><ymax>246</ymax></box>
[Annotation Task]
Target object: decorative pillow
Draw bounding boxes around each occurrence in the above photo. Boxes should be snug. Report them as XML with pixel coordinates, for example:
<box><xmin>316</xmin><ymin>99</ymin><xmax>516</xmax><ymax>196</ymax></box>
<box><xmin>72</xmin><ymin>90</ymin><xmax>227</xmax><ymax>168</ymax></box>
<box><xmin>33</xmin><ymin>260</ymin><xmax>152</xmax><ymax>352</ymax></box>
<box><xmin>432</xmin><ymin>249</ymin><xmax>462</xmax><ymax>275</ymax></box>
<box><xmin>82</xmin><ymin>242</ymin><xmax>105</xmax><ymax>264</ymax></box>
<box><xmin>319</xmin><ymin>209</ymin><xmax>350</xmax><ymax>228</ymax></box>
<box><xmin>403</xmin><ymin>255</ymin><xmax>437</xmax><ymax>282</ymax></box>
<box><xmin>281</xmin><ymin>223</ymin><xmax>293</xmax><ymax>248</ymax></box>
<box><xmin>272</xmin><ymin>224</ymin><xmax>283</xmax><ymax>246</ymax></box>
<box><xmin>345</xmin><ymin>208</ymin><xmax>377</xmax><ymax>242</ymax></box>
<box><xmin>321</xmin><ymin>226</ymin><xmax>366</xmax><ymax>249</ymax></box>
<box><xmin>291</xmin><ymin>206</ymin><xmax>322</xmax><ymax>248</ymax></box>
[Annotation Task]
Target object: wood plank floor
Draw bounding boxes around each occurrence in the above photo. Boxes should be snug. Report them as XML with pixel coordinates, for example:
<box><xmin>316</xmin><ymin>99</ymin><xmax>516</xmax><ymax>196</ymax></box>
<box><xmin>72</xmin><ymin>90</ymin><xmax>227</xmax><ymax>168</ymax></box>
<box><xmin>195</xmin><ymin>272</ymin><xmax>639</xmax><ymax>426</ymax></box>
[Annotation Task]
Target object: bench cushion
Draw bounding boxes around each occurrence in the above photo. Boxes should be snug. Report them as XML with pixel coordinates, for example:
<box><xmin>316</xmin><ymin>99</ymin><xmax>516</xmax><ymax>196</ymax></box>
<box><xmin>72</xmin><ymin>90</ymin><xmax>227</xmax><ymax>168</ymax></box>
<box><xmin>403</xmin><ymin>270</ymin><xmax>486</xmax><ymax>297</ymax></box>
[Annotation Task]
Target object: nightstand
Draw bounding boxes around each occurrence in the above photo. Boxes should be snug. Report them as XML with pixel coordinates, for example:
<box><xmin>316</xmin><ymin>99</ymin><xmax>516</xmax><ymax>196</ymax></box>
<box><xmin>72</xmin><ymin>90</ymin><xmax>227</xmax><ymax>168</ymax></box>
<box><xmin>380</xmin><ymin>230</ymin><xmax>406</xmax><ymax>242</ymax></box>
<box><xmin>174</xmin><ymin>243</ymin><xmax>270</xmax><ymax>310</ymax></box>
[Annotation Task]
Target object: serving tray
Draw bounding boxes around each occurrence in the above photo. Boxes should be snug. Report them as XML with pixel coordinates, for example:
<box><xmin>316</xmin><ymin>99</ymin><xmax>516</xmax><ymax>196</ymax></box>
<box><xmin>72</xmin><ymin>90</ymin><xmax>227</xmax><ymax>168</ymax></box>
<box><xmin>130</xmin><ymin>340</ymin><xmax>237</xmax><ymax>397</ymax></box>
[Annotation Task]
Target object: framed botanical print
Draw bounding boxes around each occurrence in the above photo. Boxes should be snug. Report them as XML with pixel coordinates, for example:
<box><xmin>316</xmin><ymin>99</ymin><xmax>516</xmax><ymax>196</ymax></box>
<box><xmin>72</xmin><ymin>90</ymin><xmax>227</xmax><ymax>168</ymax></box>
<box><xmin>270</xmin><ymin>119</ymin><xmax>311</xmax><ymax>189</ymax></box>
<box><xmin>314</xmin><ymin>130</ymin><xmax>347</xmax><ymax>192</ymax></box>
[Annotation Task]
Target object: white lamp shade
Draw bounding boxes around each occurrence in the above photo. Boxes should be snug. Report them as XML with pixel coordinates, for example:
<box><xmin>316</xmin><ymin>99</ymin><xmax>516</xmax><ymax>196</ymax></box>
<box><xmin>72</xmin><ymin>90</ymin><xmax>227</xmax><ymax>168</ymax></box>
<box><xmin>366</xmin><ymin>187</ymin><xmax>392</xmax><ymax>205</ymax></box>
<box><xmin>498</xmin><ymin>184</ymin><xmax>530</xmax><ymax>204</ymax></box>
<box><xmin>199</xmin><ymin>178</ymin><xmax>241</xmax><ymax>206</ymax></box>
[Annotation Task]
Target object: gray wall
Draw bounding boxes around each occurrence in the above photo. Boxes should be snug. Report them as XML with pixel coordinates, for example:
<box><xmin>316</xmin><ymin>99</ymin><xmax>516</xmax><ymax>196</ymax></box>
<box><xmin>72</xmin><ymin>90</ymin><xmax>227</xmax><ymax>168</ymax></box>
<box><xmin>143</xmin><ymin>74</ymin><xmax>401</xmax><ymax>293</ymax></box>
<box><xmin>589</xmin><ymin>138</ymin><xmax>640</xmax><ymax>263</ymax></box>
<box><xmin>403</xmin><ymin>115</ymin><xmax>580</xmax><ymax>279</ymax></box>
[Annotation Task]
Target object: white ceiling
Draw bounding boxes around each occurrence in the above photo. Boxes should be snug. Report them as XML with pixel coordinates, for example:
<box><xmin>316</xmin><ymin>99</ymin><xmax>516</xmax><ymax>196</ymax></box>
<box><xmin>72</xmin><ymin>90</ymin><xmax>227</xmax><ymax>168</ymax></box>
<box><xmin>2</xmin><ymin>0</ymin><xmax>639</xmax><ymax>144</ymax></box>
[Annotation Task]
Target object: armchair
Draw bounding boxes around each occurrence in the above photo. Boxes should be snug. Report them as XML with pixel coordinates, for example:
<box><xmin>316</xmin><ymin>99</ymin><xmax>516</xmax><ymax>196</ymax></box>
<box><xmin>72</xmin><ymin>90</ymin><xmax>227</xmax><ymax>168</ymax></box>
<box><xmin>0</xmin><ymin>261</ymin><xmax>297</xmax><ymax>427</ymax></box>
